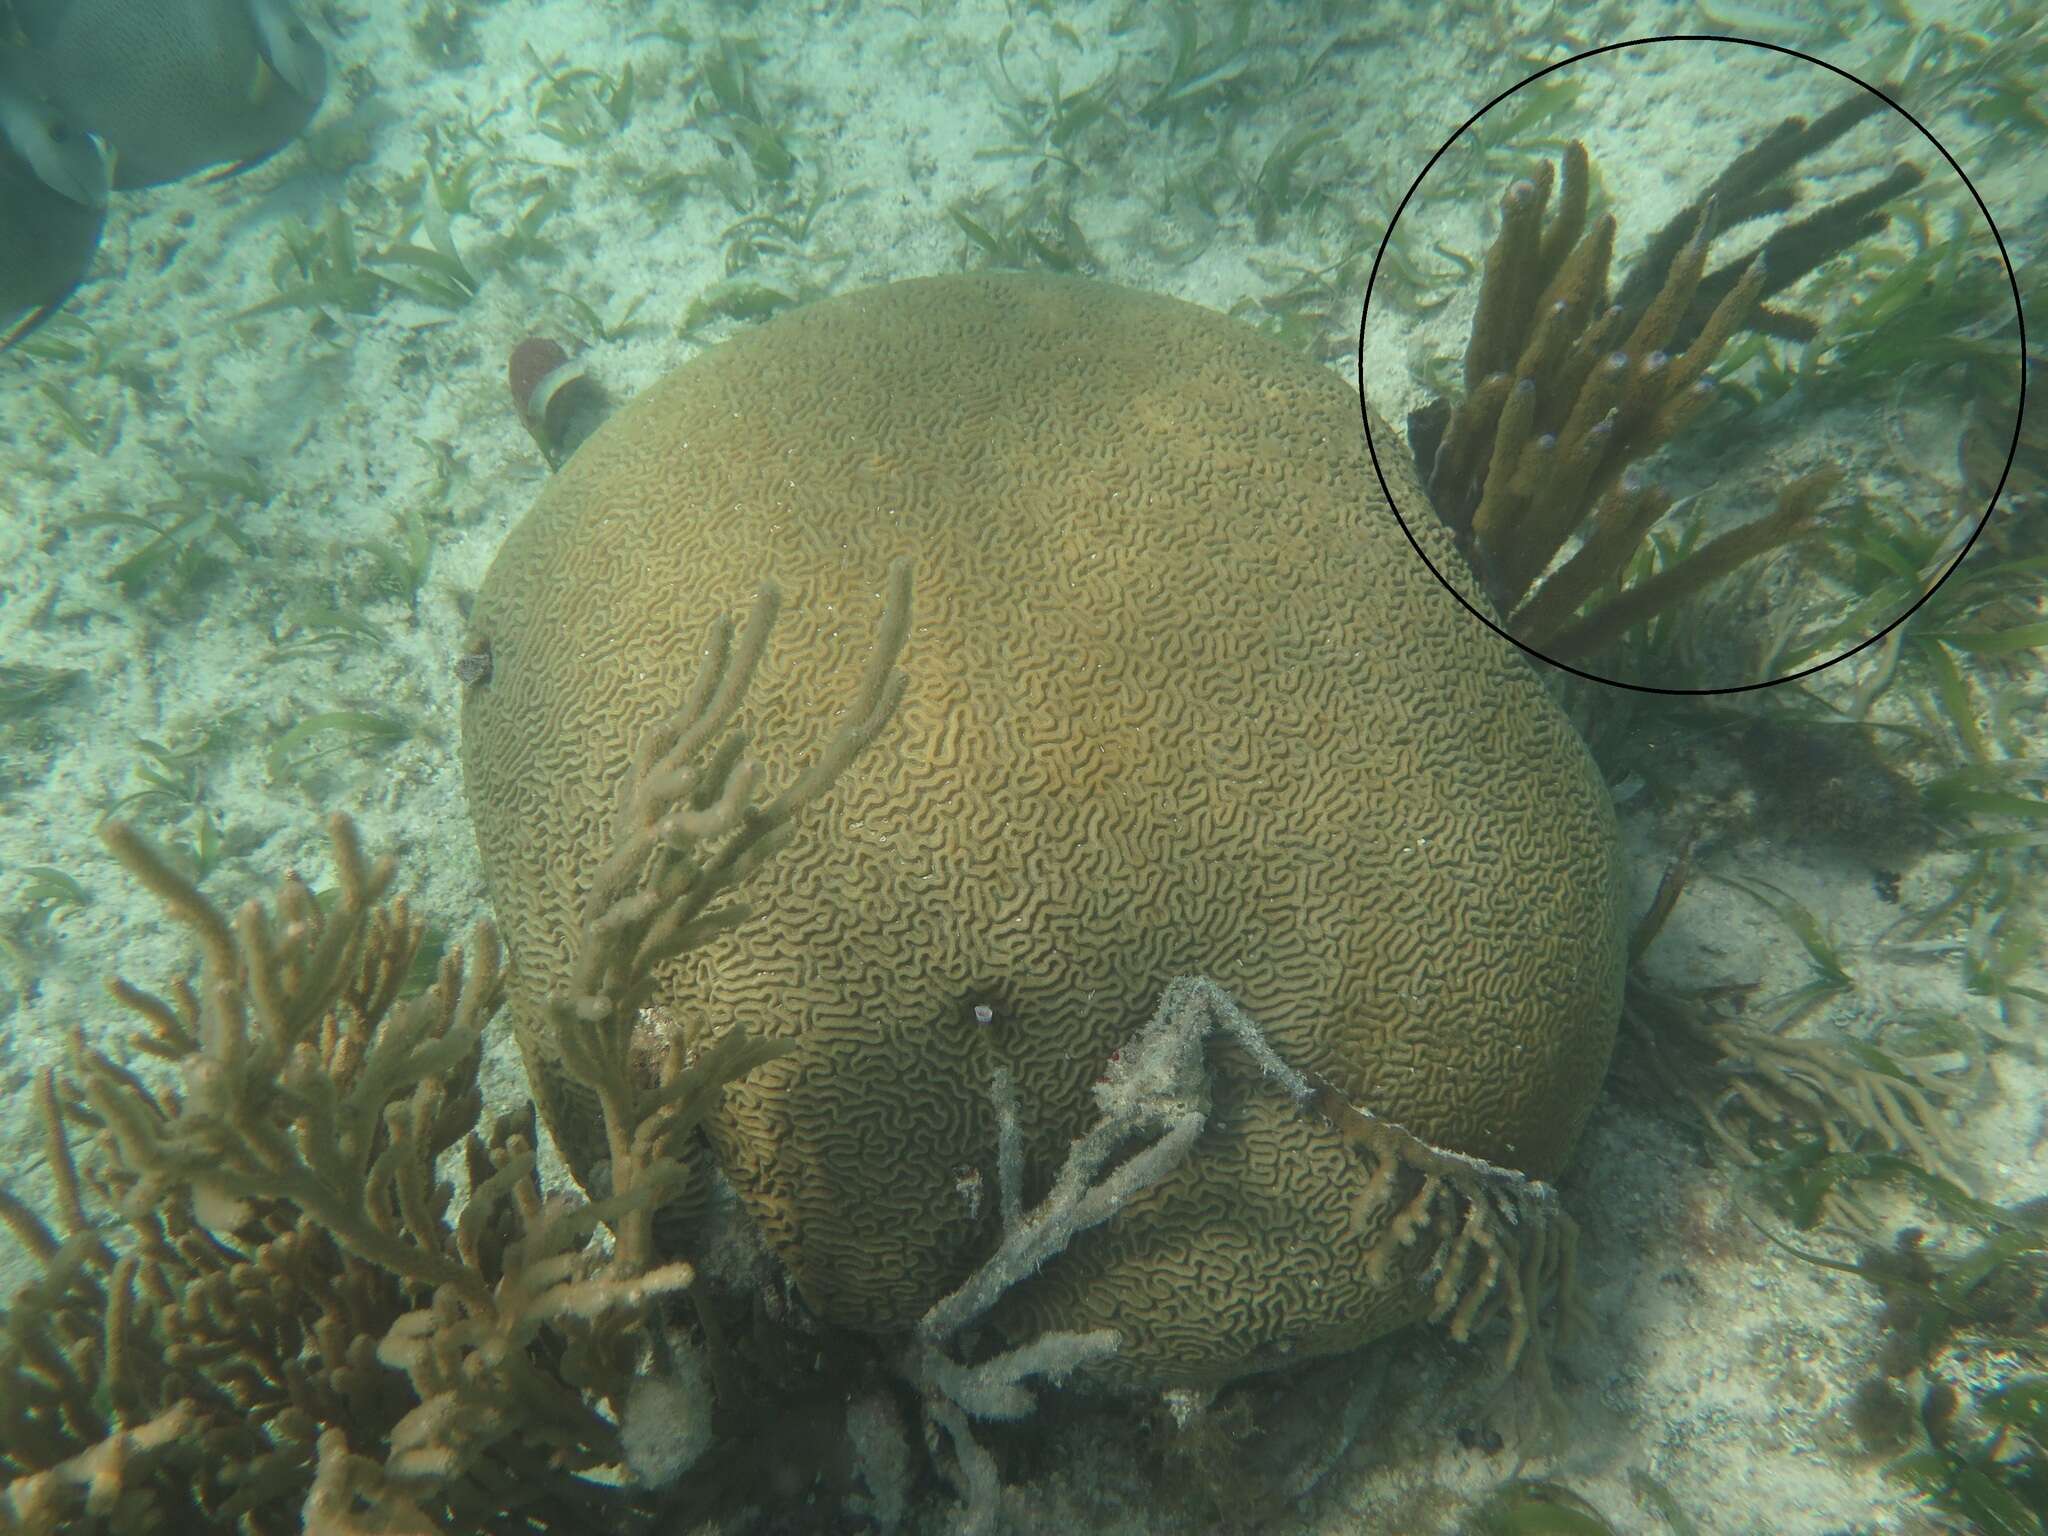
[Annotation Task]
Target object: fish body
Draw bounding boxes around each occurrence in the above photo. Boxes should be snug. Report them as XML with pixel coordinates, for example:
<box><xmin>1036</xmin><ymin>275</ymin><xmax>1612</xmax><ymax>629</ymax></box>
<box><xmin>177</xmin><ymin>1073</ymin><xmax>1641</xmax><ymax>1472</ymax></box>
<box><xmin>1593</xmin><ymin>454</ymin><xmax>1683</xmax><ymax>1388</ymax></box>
<box><xmin>243</xmin><ymin>0</ymin><xmax>324</xmax><ymax>99</ymax></box>
<box><xmin>10</xmin><ymin>0</ymin><xmax>326</xmax><ymax>188</ymax></box>
<box><xmin>0</xmin><ymin>66</ymin><xmax>108</xmax><ymax>346</ymax></box>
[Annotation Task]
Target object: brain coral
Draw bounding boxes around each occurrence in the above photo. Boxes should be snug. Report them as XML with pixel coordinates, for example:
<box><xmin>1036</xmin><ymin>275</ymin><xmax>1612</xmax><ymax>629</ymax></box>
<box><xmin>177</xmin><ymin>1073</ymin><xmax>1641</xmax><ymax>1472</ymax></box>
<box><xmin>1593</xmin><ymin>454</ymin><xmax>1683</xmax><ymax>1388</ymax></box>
<box><xmin>459</xmin><ymin>272</ymin><xmax>1626</xmax><ymax>1389</ymax></box>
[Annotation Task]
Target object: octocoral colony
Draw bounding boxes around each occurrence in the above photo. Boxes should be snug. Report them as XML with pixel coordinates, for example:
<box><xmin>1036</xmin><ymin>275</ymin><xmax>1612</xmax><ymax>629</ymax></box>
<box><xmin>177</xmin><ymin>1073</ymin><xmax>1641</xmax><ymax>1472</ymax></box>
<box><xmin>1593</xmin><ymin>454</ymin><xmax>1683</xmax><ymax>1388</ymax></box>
<box><xmin>1407</xmin><ymin>92</ymin><xmax>1925</xmax><ymax>678</ymax></box>
<box><xmin>0</xmin><ymin>576</ymin><xmax>906</xmax><ymax>1533</ymax></box>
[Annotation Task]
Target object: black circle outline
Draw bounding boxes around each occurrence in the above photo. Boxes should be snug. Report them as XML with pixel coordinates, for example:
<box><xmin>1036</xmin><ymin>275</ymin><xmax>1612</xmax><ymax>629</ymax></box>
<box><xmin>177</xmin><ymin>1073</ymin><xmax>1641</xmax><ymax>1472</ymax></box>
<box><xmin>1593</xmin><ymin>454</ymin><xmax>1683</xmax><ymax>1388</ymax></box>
<box><xmin>1355</xmin><ymin>34</ymin><xmax>2028</xmax><ymax>697</ymax></box>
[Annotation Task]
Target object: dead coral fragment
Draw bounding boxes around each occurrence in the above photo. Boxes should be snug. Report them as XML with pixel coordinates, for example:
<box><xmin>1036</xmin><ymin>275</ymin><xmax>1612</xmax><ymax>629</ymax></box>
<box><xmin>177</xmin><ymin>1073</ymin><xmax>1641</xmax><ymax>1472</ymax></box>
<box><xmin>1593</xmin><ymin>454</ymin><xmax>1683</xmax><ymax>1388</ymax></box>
<box><xmin>1413</xmin><ymin>102</ymin><xmax>1921</xmax><ymax>666</ymax></box>
<box><xmin>904</xmin><ymin>978</ymin><xmax>1318</xmax><ymax>1534</ymax></box>
<box><xmin>904</xmin><ymin>978</ymin><xmax>1582</xmax><ymax>1534</ymax></box>
<box><xmin>920</xmin><ymin>974</ymin><xmax>1311</xmax><ymax>1353</ymax></box>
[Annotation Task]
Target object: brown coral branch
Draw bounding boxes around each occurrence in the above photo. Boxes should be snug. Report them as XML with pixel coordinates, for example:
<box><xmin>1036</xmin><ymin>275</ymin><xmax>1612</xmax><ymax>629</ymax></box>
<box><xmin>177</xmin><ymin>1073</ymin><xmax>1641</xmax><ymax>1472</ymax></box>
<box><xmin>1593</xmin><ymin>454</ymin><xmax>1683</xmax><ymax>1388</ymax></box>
<box><xmin>301</xmin><ymin>1426</ymin><xmax>440</xmax><ymax>1536</ymax></box>
<box><xmin>0</xmin><ymin>1185</ymin><xmax>59</xmax><ymax>1266</ymax></box>
<box><xmin>34</xmin><ymin>1071</ymin><xmax>90</xmax><ymax>1242</ymax></box>
<box><xmin>0</xmin><ymin>1403</ymin><xmax>200</xmax><ymax>1533</ymax></box>
<box><xmin>1537</xmin><ymin>466</ymin><xmax>1839</xmax><ymax>661</ymax></box>
<box><xmin>1534</xmin><ymin>139</ymin><xmax>1592</xmax><ymax>287</ymax></box>
<box><xmin>73</xmin><ymin>855</ymin><xmax>501</xmax><ymax>1302</ymax></box>
<box><xmin>1614</xmin><ymin>89</ymin><xmax>1887</xmax><ymax>324</ymax></box>
<box><xmin>1628</xmin><ymin>984</ymin><xmax>1978</xmax><ymax>1226</ymax></box>
<box><xmin>549</xmin><ymin>558</ymin><xmax>913</xmax><ymax>1272</ymax></box>
<box><xmin>1464</xmin><ymin>162</ymin><xmax>1554</xmax><ymax>388</ymax></box>
<box><xmin>1508</xmin><ymin>480</ymin><xmax>1672</xmax><ymax>645</ymax></box>
<box><xmin>1416</xmin><ymin>100</ymin><xmax>1918</xmax><ymax>666</ymax></box>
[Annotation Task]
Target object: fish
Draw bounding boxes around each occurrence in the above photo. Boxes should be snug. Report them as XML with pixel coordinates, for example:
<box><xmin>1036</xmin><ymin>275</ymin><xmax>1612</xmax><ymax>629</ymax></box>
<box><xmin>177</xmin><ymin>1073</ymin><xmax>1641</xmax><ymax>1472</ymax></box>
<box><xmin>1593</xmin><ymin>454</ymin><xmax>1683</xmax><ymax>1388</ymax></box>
<box><xmin>0</xmin><ymin>65</ymin><xmax>110</xmax><ymax>347</ymax></box>
<box><xmin>243</xmin><ymin>0</ymin><xmax>324</xmax><ymax>100</ymax></box>
<box><xmin>8</xmin><ymin>0</ymin><xmax>326</xmax><ymax>189</ymax></box>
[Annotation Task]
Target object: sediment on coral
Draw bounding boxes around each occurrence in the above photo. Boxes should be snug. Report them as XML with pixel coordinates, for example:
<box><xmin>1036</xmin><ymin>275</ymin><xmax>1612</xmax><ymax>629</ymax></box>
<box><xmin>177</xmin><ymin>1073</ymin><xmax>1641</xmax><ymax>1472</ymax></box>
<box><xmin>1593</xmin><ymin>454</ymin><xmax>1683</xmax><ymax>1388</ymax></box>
<box><xmin>1408</xmin><ymin>101</ymin><xmax>1922</xmax><ymax>668</ymax></box>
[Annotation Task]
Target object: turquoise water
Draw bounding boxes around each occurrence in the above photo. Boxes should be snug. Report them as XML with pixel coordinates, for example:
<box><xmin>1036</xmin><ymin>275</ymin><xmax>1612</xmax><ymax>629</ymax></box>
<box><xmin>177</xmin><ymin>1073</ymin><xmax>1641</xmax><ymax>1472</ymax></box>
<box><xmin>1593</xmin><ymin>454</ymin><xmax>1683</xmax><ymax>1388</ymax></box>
<box><xmin>0</xmin><ymin>1</ymin><xmax>2039</xmax><ymax>1532</ymax></box>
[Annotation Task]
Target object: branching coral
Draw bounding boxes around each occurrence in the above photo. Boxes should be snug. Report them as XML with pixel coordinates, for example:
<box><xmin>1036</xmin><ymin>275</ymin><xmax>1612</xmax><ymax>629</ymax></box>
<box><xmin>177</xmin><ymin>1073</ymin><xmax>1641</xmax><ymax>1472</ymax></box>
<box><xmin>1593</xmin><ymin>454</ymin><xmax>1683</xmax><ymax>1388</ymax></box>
<box><xmin>543</xmin><ymin>556</ymin><xmax>912</xmax><ymax>1273</ymax></box>
<box><xmin>1409</xmin><ymin>98</ymin><xmax>1923</xmax><ymax>671</ymax></box>
<box><xmin>1308</xmin><ymin>1078</ymin><xmax>1580</xmax><ymax>1378</ymax></box>
<box><xmin>1629</xmin><ymin>984</ymin><xmax>1979</xmax><ymax>1213</ymax></box>
<box><xmin>3</xmin><ymin>814</ymin><xmax>662</xmax><ymax>1533</ymax></box>
<box><xmin>0</xmin><ymin>813</ymin><xmax>714</xmax><ymax>1532</ymax></box>
<box><xmin>0</xmin><ymin>564</ymin><xmax>914</xmax><ymax>1534</ymax></box>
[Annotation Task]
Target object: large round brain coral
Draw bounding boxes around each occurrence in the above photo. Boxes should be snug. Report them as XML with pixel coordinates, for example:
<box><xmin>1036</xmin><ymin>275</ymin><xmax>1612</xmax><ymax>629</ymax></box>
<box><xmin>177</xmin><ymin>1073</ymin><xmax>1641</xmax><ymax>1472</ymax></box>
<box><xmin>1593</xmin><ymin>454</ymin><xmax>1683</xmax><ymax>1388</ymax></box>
<box><xmin>459</xmin><ymin>272</ymin><xmax>1626</xmax><ymax>1389</ymax></box>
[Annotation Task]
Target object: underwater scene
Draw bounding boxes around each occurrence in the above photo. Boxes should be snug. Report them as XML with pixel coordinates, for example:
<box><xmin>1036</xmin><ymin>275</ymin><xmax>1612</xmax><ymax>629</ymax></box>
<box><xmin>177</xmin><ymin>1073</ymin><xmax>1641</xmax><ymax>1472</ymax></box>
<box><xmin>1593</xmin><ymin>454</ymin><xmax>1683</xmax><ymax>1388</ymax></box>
<box><xmin>0</xmin><ymin>0</ymin><xmax>2042</xmax><ymax>1531</ymax></box>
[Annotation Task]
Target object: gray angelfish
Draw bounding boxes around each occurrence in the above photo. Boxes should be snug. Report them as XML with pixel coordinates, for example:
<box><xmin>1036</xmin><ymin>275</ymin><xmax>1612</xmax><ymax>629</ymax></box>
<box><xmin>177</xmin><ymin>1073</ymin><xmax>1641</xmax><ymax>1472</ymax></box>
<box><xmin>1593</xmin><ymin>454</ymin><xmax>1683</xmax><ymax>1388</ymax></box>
<box><xmin>12</xmin><ymin>0</ymin><xmax>328</xmax><ymax>189</ymax></box>
<box><xmin>0</xmin><ymin>68</ymin><xmax>111</xmax><ymax>348</ymax></box>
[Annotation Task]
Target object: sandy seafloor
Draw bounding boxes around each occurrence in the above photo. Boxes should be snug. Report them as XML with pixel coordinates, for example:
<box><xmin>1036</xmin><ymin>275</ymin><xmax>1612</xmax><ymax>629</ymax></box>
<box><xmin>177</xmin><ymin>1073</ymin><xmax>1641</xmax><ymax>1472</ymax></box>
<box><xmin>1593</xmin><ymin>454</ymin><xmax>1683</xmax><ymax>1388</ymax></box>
<box><xmin>0</xmin><ymin>0</ymin><xmax>2041</xmax><ymax>1532</ymax></box>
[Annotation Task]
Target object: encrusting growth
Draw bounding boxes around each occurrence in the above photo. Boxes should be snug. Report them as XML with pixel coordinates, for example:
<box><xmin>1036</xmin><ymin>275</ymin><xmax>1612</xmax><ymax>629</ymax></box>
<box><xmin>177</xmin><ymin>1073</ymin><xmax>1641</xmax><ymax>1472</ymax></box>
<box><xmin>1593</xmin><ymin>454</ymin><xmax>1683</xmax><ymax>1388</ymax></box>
<box><xmin>1410</xmin><ymin>96</ymin><xmax>1923</xmax><ymax>668</ymax></box>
